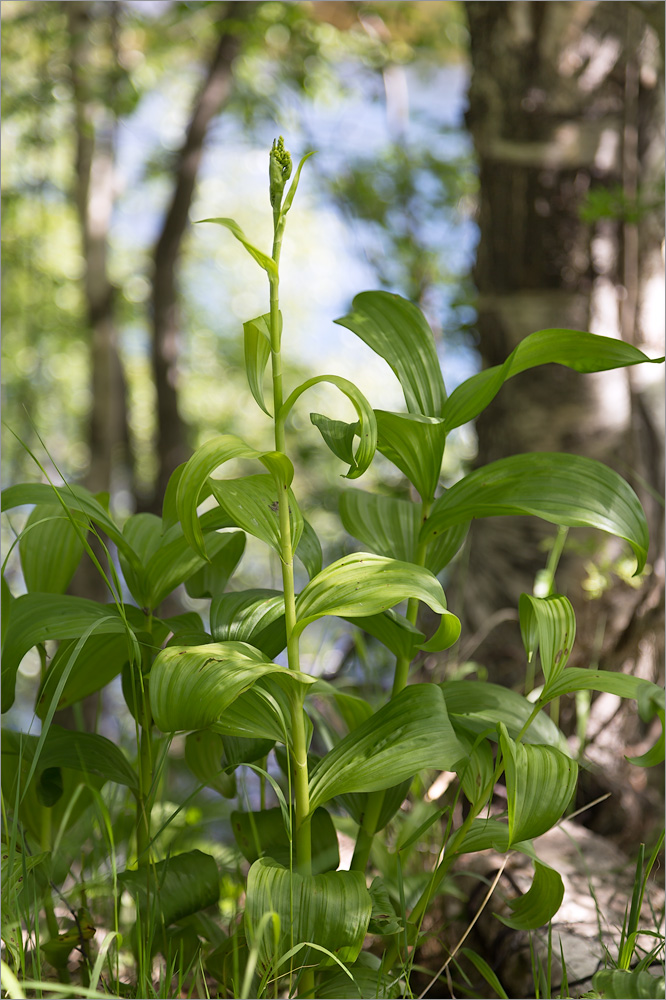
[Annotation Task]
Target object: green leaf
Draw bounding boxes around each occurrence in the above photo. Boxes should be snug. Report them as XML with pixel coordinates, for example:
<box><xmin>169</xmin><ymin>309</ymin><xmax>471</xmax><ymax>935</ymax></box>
<box><xmin>4</xmin><ymin>724</ymin><xmax>138</xmax><ymax>793</ymax></box>
<box><xmin>184</xmin><ymin>731</ymin><xmax>236</xmax><ymax>797</ymax></box>
<box><xmin>150</xmin><ymin>641</ymin><xmax>314</xmax><ymax>734</ymax></box>
<box><xmin>368</xmin><ymin>877</ymin><xmax>403</xmax><ymax>936</ymax></box>
<box><xmin>344</xmin><ymin>608</ymin><xmax>425</xmax><ymax>660</ymax></box>
<box><xmin>443</xmin><ymin>327</ymin><xmax>663</xmax><ymax>432</ymax></box>
<box><xmin>210</xmin><ymin>589</ymin><xmax>286</xmax><ymax>659</ymax></box>
<box><xmin>308</xmin><ymin>679</ymin><xmax>374</xmax><ymax>732</ymax></box>
<box><xmin>340</xmin><ymin>777</ymin><xmax>413</xmax><ymax>832</ymax></box>
<box><xmin>441</xmin><ymin>680</ymin><xmax>568</xmax><ymax>750</ymax></box>
<box><xmin>281</xmin><ymin>374</ymin><xmax>376</xmax><ymax>479</ymax></box>
<box><xmin>499</xmin><ymin>723</ymin><xmax>577</xmax><ymax>845</ymax></box>
<box><xmin>340</xmin><ymin>491</ymin><xmax>418</xmax><ymax>563</ymax></box>
<box><xmin>175</xmin><ymin>434</ymin><xmax>293</xmax><ymax>559</ymax></box>
<box><xmin>375</xmin><ymin>410</ymin><xmax>446</xmax><ymax>502</ymax></box>
<box><xmin>243</xmin><ymin>313</ymin><xmax>274</xmax><ymax>415</ymax></box>
<box><xmin>294</xmin><ymin>552</ymin><xmax>448</xmax><ymax>638</ymax></box>
<box><xmin>317</xmin><ymin>953</ymin><xmax>399</xmax><ymax>999</ymax></box>
<box><xmin>183</xmin><ymin>531</ymin><xmax>246</xmax><ymax>600</ymax></box>
<box><xmin>422</xmin><ymin>452</ymin><xmax>649</xmax><ymax>574</ymax></box>
<box><xmin>519</xmin><ymin>593</ymin><xmax>576</xmax><ymax>688</ymax></box>
<box><xmin>280</xmin><ymin>150</ymin><xmax>316</xmax><ymax>217</ymax></box>
<box><xmin>308</xmin><ymin>684</ymin><xmax>463</xmax><ymax>810</ymax></box>
<box><xmin>35</xmin><ymin>632</ymin><xmax>133</xmax><ymax>719</ymax></box>
<box><xmin>214</xmin><ymin>682</ymin><xmax>295</xmax><ymax>744</ymax></box>
<box><xmin>296</xmin><ymin>516</ymin><xmax>323</xmax><ymax>579</ymax></box>
<box><xmin>119</xmin><ymin>850</ymin><xmax>220</xmax><ymax>927</ymax></box>
<box><xmin>335</xmin><ymin>291</ymin><xmax>447</xmax><ymax>417</ymax></box>
<box><xmin>310</xmin><ymin>414</ymin><xmax>358</xmax><ymax>467</ymax></box>
<box><xmin>221</xmin><ymin>734</ymin><xmax>275</xmax><ymax>771</ymax></box>
<box><xmin>592</xmin><ymin>968</ymin><xmax>666</xmax><ymax>999</ymax></box>
<box><xmin>19</xmin><ymin>504</ymin><xmax>87</xmax><ymax>595</ymax></box>
<box><xmin>460</xmin><ymin>948</ymin><xmax>509</xmax><ymax>999</ymax></box>
<box><xmin>455</xmin><ymin>733</ymin><xmax>495</xmax><ymax>808</ymax></box>
<box><xmin>495</xmin><ymin>860</ymin><xmax>565</xmax><ymax>931</ymax></box>
<box><xmin>210</xmin><ymin>474</ymin><xmax>303</xmax><ymax>556</ymax></box>
<box><xmin>231</xmin><ymin>807</ymin><xmax>339</xmax><ymax>874</ymax></box>
<box><xmin>196</xmin><ymin>217</ymin><xmax>278</xmax><ymax>278</ymax></box>
<box><xmin>2</xmin><ymin>483</ymin><xmax>140</xmax><ymax>575</ymax></box>
<box><xmin>1</xmin><ymin>595</ymin><xmax>133</xmax><ymax>713</ymax></box>
<box><xmin>245</xmin><ymin>858</ymin><xmax>371</xmax><ymax>969</ymax></box>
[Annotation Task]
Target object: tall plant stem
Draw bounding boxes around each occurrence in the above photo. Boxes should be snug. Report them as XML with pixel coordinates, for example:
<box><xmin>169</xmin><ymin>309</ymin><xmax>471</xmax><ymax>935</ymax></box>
<box><xmin>269</xmin><ymin>218</ymin><xmax>314</xmax><ymax>998</ymax></box>
<box><xmin>136</xmin><ymin>622</ymin><xmax>154</xmax><ymax>866</ymax></box>
<box><xmin>351</xmin><ymin>499</ymin><xmax>432</xmax><ymax>872</ymax></box>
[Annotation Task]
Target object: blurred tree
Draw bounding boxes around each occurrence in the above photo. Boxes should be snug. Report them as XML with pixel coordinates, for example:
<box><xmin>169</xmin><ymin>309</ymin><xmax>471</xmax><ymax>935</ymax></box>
<box><xmin>463</xmin><ymin>0</ymin><xmax>664</xmax><ymax>838</ymax></box>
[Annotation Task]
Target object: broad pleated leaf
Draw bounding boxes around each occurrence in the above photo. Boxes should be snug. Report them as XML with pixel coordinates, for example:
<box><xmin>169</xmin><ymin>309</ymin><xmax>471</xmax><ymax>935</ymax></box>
<box><xmin>2</xmin><ymin>483</ymin><xmax>139</xmax><ymax>574</ymax></box>
<box><xmin>243</xmin><ymin>313</ymin><xmax>273</xmax><ymax>415</ymax></box>
<box><xmin>175</xmin><ymin>434</ymin><xmax>294</xmax><ymax>559</ymax></box>
<box><xmin>184</xmin><ymin>730</ymin><xmax>236</xmax><ymax>797</ymax></box>
<box><xmin>1</xmin><ymin>595</ymin><xmax>134</xmax><ymax>713</ymax></box>
<box><xmin>340</xmin><ymin>492</ymin><xmax>418</xmax><ymax>563</ymax></box>
<box><xmin>231</xmin><ymin>807</ymin><xmax>339</xmax><ymax>874</ymax></box>
<box><xmin>499</xmin><ymin>723</ymin><xmax>577</xmax><ymax>845</ymax></box>
<box><xmin>455</xmin><ymin>733</ymin><xmax>495</xmax><ymax>807</ymax></box>
<box><xmin>593</xmin><ymin>969</ymin><xmax>666</xmax><ymax>1000</ymax></box>
<box><xmin>119</xmin><ymin>850</ymin><xmax>219</xmax><ymax>926</ymax></box>
<box><xmin>213</xmin><ymin>682</ymin><xmax>295</xmax><ymax>744</ymax></box>
<box><xmin>339</xmin><ymin>777</ymin><xmax>413</xmax><ymax>832</ymax></box>
<box><xmin>310</xmin><ymin>414</ymin><xmax>358</xmax><ymax>466</ymax></box>
<box><xmin>443</xmin><ymin>328</ymin><xmax>662</xmax><ymax>432</ymax></box>
<box><xmin>335</xmin><ymin>291</ymin><xmax>447</xmax><ymax>417</ymax></box>
<box><xmin>281</xmin><ymin>374</ymin><xmax>376</xmax><ymax>478</ymax></box>
<box><xmin>150</xmin><ymin>641</ymin><xmax>314</xmax><ymax>733</ymax></box>
<box><xmin>425</xmin><ymin>521</ymin><xmax>470</xmax><ymax>574</ymax></box>
<box><xmin>296</xmin><ymin>516</ymin><xmax>323</xmax><ymax>579</ymax></box>
<box><xmin>422</xmin><ymin>452</ymin><xmax>649</xmax><ymax>574</ymax></box>
<box><xmin>375</xmin><ymin>409</ymin><xmax>446</xmax><ymax>502</ymax></box>
<box><xmin>308</xmin><ymin>679</ymin><xmax>374</xmax><ymax>732</ymax></box>
<box><xmin>221</xmin><ymin>734</ymin><xmax>275</xmax><ymax>770</ymax></box>
<box><xmin>210</xmin><ymin>474</ymin><xmax>303</xmax><ymax>555</ymax></box>
<box><xmin>495</xmin><ymin>860</ymin><xmax>565</xmax><ymax>931</ymax></box>
<box><xmin>245</xmin><ymin>858</ymin><xmax>371</xmax><ymax>968</ymax></box>
<box><xmin>197</xmin><ymin>217</ymin><xmax>278</xmax><ymax>277</ymax></box>
<box><xmin>19</xmin><ymin>504</ymin><xmax>87</xmax><ymax>595</ymax></box>
<box><xmin>441</xmin><ymin>680</ymin><xmax>568</xmax><ymax>750</ymax></box>
<box><xmin>294</xmin><ymin>553</ymin><xmax>448</xmax><ymax>638</ymax></box>
<box><xmin>519</xmin><ymin>593</ymin><xmax>576</xmax><ymax>687</ymax></box>
<box><xmin>184</xmin><ymin>531</ymin><xmax>246</xmax><ymax>599</ymax></box>
<box><xmin>317</xmin><ymin>954</ymin><xmax>399</xmax><ymax>999</ymax></box>
<box><xmin>344</xmin><ymin>608</ymin><xmax>426</xmax><ymax>660</ymax></box>
<box><xmin>308</xmin><ymin>684</ymin><xmax>464</xmax><ymax>810</ymax></box>
<box><xmin>35</xmin><ymin>632</ymin><xmax>132</xmax><ymax>719</ymax></box>
<box><xmin>210</xmin><ymin>589</ymin><xmax>286</xmax><ymax>659</ymax></box>
<box><xmin>6</xmin><ymin>724</ymin><xmax>138</xmax><ymax>792</ymax></box>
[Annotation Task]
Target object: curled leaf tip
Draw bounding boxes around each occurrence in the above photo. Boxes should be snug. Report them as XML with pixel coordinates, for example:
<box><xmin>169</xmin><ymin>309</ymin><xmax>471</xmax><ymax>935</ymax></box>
<box><xmin>269</xmin><ymin>136</ymin><xmax>292</xmax><ymax>209</ymax></box>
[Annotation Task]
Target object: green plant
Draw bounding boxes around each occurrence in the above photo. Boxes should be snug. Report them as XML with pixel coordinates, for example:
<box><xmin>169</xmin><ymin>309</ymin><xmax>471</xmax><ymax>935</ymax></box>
<box><xmin>2</xmin><ymin>139</ymin><xmax>664</xmax><ymax>1000</ymax></box>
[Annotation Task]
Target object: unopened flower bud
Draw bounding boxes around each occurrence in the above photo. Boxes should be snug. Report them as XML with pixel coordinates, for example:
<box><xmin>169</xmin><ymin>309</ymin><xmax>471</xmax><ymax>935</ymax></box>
<box><xmin>269</xmin><ymin>135</ymin><xmax>292</xmax><ymax>210</ymax></box>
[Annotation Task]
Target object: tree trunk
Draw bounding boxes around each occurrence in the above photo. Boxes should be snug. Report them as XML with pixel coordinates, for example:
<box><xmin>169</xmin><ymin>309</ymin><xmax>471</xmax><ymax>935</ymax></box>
<box><xmin>68</xmin><ymin>1</ymin><xmax>132</xmax><ymax>504</ymax></box>
<box><xmin>462</xmin><ymin>0</ymin><xmax>664</xmax><ymax>681</ymax></box>
<box><xmin>146</xmin><ymin>1</ymin><xmax>255</xmax><ymax>510</ymax></box>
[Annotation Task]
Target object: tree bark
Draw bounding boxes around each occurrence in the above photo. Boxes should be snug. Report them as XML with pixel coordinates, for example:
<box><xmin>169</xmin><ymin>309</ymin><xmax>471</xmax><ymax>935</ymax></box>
<box><xmin>67</xmin><ymin>1</ymin><xmax>132</xmax><ymax>503</ymax></box>
<box><xmin>147</xmin><ymin>1</ymin><xmax>255</xmax><ymax>510</ymax></box>
<box><xmin>461</xmin><ymin>1</ymin><xmax>664</xmax><ymax>689</ymax></box>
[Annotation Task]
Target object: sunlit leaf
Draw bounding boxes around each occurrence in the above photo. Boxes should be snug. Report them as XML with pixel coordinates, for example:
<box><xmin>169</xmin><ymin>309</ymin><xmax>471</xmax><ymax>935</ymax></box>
<box><xmin>210</xmin><ymin>474</ymin><xmax>303</xmax><ymax>555</ymax></box>
<box><xmin>495</xmin><ymin>860</ymin><xmax>565</xmax><ymax>931</ymax></box>
<box><xmin>245</xmin><ymin>858</ymin><xmax>371</xmax><ymax>969</ymax></box>
<box><xmin>335</xmin><ymin>291</ymin><xmax>447</xmax><ymax>417</ymax></box>
<box><xmin>519</xmin><ymin>593</ymin><xmax>576</xmax><ymax>687</ymax></box>
<box><xmin>443</xmin><ymin>327</ymin><xmax>663</xmax><ymax>432</ymax></box>
<box><xmin>243</xmin><ymin>313</ymin><xmax>274</xmax><ymax>415</ymax></box>
<box><xmin>592</xmin><ymin>968</ymin><xmax>666</xmax><ymax>999</ymax></box>
<box><xmin>441</xmin><ymin>680</ymin><xmax>568</xmax><ymax>750</ymax></box>
<box><xmin>197</xmin><ymin>217</ymin><xmax>278</xmax><ymax>277</ymax></box>
<box><xmin>340</xmin><ymin>491</ymin><xmax>418</xmax><ymax>563</ymax></box>
<box><xmin>422</xmin><ymin>452</ymin><xmax>649</xmax><ymax>574</ymax></box>
<box><xmin>375</xmin><ymin>409</ymin><xmax>446</xmax><ymax>502</ymax></box>
<box><xmin>1</xmin><ymin>595</ymin><xmax>135</xmax><ymax>714</ymax></box>
<box><xmin>281</xmin><ymin>374</ymin><xmax>376</xmax><ymax>478</ymax></box>
<box><xmin>294</xmin><ymin>553</ymin><xmax>448</xmax><ymax>638</ymax></box>
<box><xmin>231</xmin><ymin>807</ymin><xmax>339</xmax><ymax>874</ymax></box>
<box><xmin>310</xmin><ymin>414</ymin><xmax>358</xmax><ymax>467</ymax></box>
<box><xmin>308</xmin><ymin>684</ymin><xmax>464</xmax><ymax>810</ymax></box>
<box><xmin>499</xmin><ymin>723</ymin><xmax>577</xmax><ymax>845</ymax></box>
<box><xmin>19</xmin><ymin>504</ymin><xmax>87</xmax><ymax>595</ymax></box>
<box><xmin>119</xmin><ymin>850</ymin><xmax>220</xmax><ymax>927</ymax></box>
<box><xmin>150</xmin><ymin>641</ymin><xmax>314</xmax><ymax>734</ymax></box>
<box><xmin>175</xmin><ymin>434</ymin><xmax>293</xmax><ymax>559</ymax></box>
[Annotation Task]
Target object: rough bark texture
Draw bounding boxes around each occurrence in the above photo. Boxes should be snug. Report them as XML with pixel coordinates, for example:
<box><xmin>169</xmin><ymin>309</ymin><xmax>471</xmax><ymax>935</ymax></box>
<box><xmin>461</xmin><ymin>0</ymin><xmax>664</xmax><ymax>845</ymax></box>
<box><xmin>461</xmin><ymin>0</ymin><xmax>664</xmax><ymax>678</ymax></box>
<box><xmin>147</xmin><ymin>2</ymin><xmax>255</xmax><ymax>510</ymax></box>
